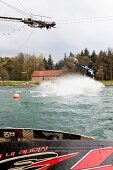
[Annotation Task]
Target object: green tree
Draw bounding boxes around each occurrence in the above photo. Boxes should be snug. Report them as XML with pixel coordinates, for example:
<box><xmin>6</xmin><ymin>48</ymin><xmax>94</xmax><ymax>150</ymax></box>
<box><xmin>64</xmin><ymin>57</ymin><xmax>75</xmax><ymax>72</ymax></box>
<box><xmin>80</xmin><ymin>50</ymin><xmax>84</xmax><ymax>56</ymax></box>
<box><xmin>54</xmin><ymin>59</ymin><xmax>65</xmax><ymax>69</ymax></box>
<box><xmin>10</xmin><ymin>54</ymin><xmax>25</xmax><ymax>80</ymax></box>
<box><xmin>0</xmin><ymin>57</ymin><xmax>11</xmax><ymax>81</ymax></box>
<box><xmin>47</xmin><ymin>55</ymin><xmax>54</xmax><ymax>70</ymax></box>
<box><xmin>90</xmin><ymin>50</ymin><xmax>97</xmax><ymax>63</ymax></box>
<box><xmin>106</xmin><ymin>49</ymin><xmax>113</xmax><ymax>80</ymax></box>
<box><xmin>23</xmin><ymin>54</ymin><xmax>45</xmax><ymax>80</ymax></box>
<box><xmin>23</xmin><ymin>55</ymin><xmax>36</xmax><ymax>80</ymax></box>
<box><xmin>84</xmin><ymin>48</ymin><xmax>89</xmax><ymax>57</ymax></box>
<box><xmin>43</xmin><ymin>58</ymin><xmax>48</xmax><ymax>70</ymax></box>
<box><xmin>35</xmin><ymin>54</ymin><xmax>45</xmax><ymax>71</ymax></box>
<box><xmin>95</xmin><ymin>50</ymin><xmax>107</xmax><ymax>80</ymax></box>
<box><xmin>0</xmin><ymin>67</ymin><xmax>9</xmax><ymax>84</ymax></box>
<box><xmin>69</xmin><ymin>52</ymin><xmax>74</xmax><ymax>57</ymax></box>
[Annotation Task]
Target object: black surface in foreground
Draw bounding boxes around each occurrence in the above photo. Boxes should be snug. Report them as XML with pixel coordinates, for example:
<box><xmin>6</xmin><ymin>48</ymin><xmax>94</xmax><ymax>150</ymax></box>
<box><xmin>0</xmin><ymin>128</ymin><xmax>113</xmax><ymax>169</ymax></box>
<box><xmin>0</xmin><ymin>140</ymin><xmax>113</xmax><ymax>169</ymax></box>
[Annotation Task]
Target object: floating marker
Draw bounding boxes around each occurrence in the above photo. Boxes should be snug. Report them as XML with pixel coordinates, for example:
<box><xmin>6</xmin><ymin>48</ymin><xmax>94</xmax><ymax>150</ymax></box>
<box><xmin>13</xmin><ymin>93</ymin><xmax>20</xmax><ymax>99</ymax></box>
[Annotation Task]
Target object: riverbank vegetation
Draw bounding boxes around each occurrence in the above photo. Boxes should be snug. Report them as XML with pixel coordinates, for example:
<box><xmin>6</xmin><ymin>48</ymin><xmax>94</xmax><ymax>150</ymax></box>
<box><xmin>1</xmin><ymin>48</ymin><xmax>113</xmax><ymax>83</ymax></box>
<box><xmin>0</xmin><ymin>80</ymin><xmax>112</xmax><ymax>86</ymax></box>
<box><xmin>101</xmin><ymin>80</ymin><xmax>113</xmax><ymax>86</ymax></box>
<box><xmin>0</xmin><ymin>81</ymin><xmax>40</xmax><ymax>86</ymax></box>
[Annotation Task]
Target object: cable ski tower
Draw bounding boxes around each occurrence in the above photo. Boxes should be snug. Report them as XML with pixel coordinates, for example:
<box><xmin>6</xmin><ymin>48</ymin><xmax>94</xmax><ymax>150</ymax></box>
<box><xmin>0</xmin><ymin>16</ymin><xmax>56</xmax><ymax>29</ymax></box>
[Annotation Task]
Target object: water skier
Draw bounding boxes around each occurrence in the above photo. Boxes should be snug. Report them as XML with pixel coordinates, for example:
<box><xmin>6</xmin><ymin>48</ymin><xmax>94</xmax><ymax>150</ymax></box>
<box><xmin>74</xmin><ymin>58</ymin><xmax>94</xmax><ymax>78</ymax></box>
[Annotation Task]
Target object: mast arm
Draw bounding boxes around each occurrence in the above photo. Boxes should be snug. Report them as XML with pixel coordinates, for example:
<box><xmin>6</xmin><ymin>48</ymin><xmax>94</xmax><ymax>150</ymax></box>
<box><xmin>0</xmin><ymin>15</ymin><xmax>56</xmax><ymax>29</ymax></box>
<box><xmin>0</xmin><ymin>16</ymin><xmax>22</xmax><ymax>21</ymax></box>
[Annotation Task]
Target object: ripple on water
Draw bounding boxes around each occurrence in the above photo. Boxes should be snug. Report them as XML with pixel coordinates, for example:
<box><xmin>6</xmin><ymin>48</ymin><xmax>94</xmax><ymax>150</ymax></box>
<box><xmin>0</xmin><ymin>75</ymin><xmax>112</xmax><ymax>140</ymax></box>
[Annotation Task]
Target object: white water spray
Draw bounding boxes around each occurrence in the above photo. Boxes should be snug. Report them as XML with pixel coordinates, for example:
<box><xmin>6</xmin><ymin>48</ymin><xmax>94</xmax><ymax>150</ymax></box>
<box><xmin>38</xmin><ymin>74</ymin><xmax>104</xmax><ymax>97</ymax></box>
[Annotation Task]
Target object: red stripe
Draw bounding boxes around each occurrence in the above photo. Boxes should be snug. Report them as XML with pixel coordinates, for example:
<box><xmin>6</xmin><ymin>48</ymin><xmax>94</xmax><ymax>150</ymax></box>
<box><xmin>28</xmin><ymin>152</ymin><xmax>78</xmax><ymax>170</ymax></box>
<box><xmin>71</xmin><ymin>148</ymin><xmax>113</xmax><ymax>170</ymax></box>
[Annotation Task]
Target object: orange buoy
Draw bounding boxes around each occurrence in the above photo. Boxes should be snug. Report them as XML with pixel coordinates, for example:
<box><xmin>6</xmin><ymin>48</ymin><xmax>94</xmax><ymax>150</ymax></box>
<box><xmin>13</xmin><ymin>93</ymin><xmax>20</xmax><ymax>99</ymax></box>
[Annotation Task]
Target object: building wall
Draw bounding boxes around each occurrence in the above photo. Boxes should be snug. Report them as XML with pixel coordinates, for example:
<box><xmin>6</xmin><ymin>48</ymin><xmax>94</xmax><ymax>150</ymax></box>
<box><xmin>31</xmin><ymin>76</ymin><xmax>59</xmax><ymax>81</ymax></box>
<box><xmin>31</xmin><ymin>70</ymin><xmax>65</xmax><ymax>81</ymax></box>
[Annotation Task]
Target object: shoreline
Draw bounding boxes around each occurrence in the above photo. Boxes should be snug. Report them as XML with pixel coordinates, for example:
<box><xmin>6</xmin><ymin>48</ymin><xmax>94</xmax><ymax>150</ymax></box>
<box><xmin>0</xmin><ymin>80</ymin><xmax>112</xmax><ymax>86</ymax></box>
<box><xmin>0</xmin><ymin>81</ymin><xmax>40</xmax><ymax>87</ymax></box>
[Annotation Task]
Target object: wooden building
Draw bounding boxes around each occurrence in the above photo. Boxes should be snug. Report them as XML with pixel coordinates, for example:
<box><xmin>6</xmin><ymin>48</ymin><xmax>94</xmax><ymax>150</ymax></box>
<box><xmin>31</xmin><ymin>70</ymin><xmax>64</xmax><ymax>81</ymax></box>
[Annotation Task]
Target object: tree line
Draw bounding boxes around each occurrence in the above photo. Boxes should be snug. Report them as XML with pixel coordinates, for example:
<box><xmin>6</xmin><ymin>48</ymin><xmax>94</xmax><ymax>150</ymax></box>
<box><xmin>0</xmin><ymin>48</ymin><xmax>113</xmax><ymax>81</ymax></box>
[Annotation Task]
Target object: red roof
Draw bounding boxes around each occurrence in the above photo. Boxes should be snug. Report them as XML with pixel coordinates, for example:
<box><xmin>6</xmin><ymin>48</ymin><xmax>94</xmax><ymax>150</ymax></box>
<box><xmin>31</xmin><ymin>70</ymin><xmax>64</xmax><ymax>77</ymax></box>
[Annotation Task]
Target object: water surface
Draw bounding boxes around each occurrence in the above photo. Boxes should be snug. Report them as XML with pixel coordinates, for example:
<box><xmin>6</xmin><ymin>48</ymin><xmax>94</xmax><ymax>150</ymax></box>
<box><xmin>0</xmin><ymin>75</ymin><xmax>113</xmax><ymax>140</ymax></box>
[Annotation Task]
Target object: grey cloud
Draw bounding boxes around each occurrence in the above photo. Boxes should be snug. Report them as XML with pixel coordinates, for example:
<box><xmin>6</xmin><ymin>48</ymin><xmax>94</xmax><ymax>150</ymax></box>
<box><xmin>0</xmin><ymin>0</ymin><xmax>113</xmax><ymax>62</ymax></box>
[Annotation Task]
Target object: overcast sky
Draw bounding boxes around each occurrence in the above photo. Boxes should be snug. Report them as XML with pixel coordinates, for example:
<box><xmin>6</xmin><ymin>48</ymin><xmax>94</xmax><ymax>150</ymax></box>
<box><xmin>0</xmin><ymin>0</ymin><xmax>113</xmax><ymax>62</ymax></box>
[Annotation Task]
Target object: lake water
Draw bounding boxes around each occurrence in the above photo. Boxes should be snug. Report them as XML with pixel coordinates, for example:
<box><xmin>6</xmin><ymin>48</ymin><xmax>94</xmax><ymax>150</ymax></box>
<box><xmin>0</xmin><ymin>74</ymin><xmax>113</xmax><ymax>140</ymax></box>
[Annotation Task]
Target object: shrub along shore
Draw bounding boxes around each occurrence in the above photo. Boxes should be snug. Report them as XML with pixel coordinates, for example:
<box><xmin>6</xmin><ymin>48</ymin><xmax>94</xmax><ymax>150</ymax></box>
<box><xmin>101</xmin><ymin>80</ymin><xmax>113</xmax><ymax>86</ymax></box>
<box><xmin>0</xmin><ymin>80</ymin><xmax>113</xmax><ymax>86</ymax></box>
<box><xmin>0</xmin><ymin>81</ymin><xmax>40</xmax><ymax>86</ymax></box>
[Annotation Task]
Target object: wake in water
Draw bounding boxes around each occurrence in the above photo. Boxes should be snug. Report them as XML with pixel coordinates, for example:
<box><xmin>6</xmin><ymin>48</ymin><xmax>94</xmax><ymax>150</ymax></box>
<box><xmin>38</xmin><ymin>74</ymin><xmax>104</xmax><ymax>97</ymax></box>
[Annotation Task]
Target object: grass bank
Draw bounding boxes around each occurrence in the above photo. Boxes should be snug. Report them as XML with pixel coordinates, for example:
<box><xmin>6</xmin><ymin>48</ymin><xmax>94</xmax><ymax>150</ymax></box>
<box><xmin>101</xmin><ymin>80</ymin><xmax>113</xmax><ymax>86</ymax></box>
<box><xmin>0</xmin><ymin>80</ymin><xmax>113</xmax><ymax>86</ymax></box>
<box><xmin>0</xmin><ymin>81</ymin><xmax>40</xmax><ymax>86</ymax></box>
